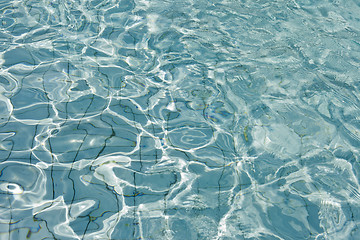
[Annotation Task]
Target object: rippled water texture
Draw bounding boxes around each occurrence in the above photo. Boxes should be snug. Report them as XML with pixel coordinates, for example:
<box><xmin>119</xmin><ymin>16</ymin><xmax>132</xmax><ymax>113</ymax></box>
<box><xmin>1</xmin><ymin>0</ymin><xmax>360</xmax><ymax>239</ymax></box>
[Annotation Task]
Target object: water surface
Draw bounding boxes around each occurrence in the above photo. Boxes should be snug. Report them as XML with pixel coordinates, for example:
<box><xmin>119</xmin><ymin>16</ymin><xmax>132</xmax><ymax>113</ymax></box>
<box><xmin>1</xmin><ymin>0</ymin><xmax>360</xmax><ymax>239</ymax></box>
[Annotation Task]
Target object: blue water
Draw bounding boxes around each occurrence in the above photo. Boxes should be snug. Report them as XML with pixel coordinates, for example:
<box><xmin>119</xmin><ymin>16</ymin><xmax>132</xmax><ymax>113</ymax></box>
<box><xmin>1</xmin><ymin>0</ymin><xmax>360</xmax><ymax>239</ymax></box>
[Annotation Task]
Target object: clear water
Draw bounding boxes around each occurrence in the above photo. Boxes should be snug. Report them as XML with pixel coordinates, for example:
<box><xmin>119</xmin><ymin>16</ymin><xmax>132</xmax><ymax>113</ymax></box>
<box><xmin>1</xmin><ymin>0</ymin><xmax>360</xmax><ymax>239</ymax></box>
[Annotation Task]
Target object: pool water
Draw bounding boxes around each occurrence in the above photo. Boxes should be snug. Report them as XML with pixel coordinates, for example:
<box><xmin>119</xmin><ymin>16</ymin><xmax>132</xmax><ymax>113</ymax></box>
<box><xmin>1</xmin><ymin>0</ymin><xmax>360</xmax><ymax>239</ymax></box>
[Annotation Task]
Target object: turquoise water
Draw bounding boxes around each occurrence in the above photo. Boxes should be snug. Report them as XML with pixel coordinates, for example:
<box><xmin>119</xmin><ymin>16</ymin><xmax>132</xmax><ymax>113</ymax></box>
<box><xmin>1</xmin><ymin>0</ymin><xmax>360</xmax><ymax>239</ymax></box>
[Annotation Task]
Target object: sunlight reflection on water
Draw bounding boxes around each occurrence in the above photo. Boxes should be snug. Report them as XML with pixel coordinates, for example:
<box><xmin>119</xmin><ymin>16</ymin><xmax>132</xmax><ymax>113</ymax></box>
<box><xmin>1</xmin><ymin>0</ymin><xmax>360</xmax><ymax>239</ymax></box>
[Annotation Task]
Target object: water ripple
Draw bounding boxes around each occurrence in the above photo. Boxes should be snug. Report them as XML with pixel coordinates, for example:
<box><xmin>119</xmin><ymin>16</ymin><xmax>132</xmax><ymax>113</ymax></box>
<box><xmin>1</xmin><ymin>0</ymin><xmax>360</xmax><ymax>239</ymax></box>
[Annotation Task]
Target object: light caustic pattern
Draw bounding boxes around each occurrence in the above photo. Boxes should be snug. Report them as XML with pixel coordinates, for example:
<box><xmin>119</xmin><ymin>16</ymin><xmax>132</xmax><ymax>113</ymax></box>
<box><xmin>1</xmin><ymin>0</ymin><xmax>360</xmax><ymax>239</ymax></box>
